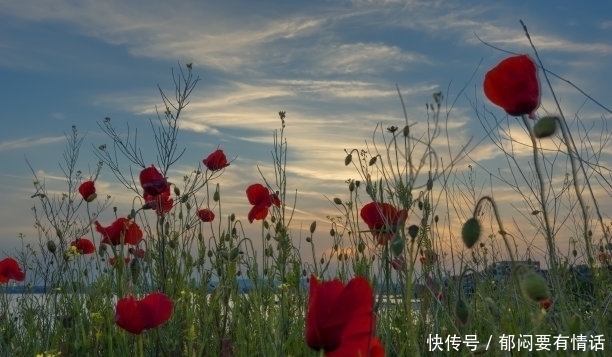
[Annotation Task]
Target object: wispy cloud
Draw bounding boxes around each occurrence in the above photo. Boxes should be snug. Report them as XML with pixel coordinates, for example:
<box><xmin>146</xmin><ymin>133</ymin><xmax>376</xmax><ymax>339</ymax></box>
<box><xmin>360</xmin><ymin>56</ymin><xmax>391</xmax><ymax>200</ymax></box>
<box><xmin>0</xmin><ymin>136</ymin><xmax>64</xmax><ymax>152</ymax></box>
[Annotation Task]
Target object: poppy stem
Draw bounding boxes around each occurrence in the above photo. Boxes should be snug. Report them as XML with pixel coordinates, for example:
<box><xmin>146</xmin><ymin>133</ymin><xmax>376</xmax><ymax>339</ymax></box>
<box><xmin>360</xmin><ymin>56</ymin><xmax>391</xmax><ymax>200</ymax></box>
<box><xmin>473</xmin><ymin>196</ymin><xmax>516</xmax><ymax>263</ymax></box>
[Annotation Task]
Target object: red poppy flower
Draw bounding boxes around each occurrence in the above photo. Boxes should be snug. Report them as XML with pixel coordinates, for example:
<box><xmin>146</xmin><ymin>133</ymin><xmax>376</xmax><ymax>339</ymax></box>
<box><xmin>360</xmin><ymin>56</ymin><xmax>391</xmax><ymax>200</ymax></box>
<box><xmin>598</xmin><ymin>252</ymin><xmax>611</xmax><ymax>263</ymax></box>
<box><xmin>70</xmin><ymin>238</ymin><xmax>95</xmax><ymax>254</ymax></box>
<box><xmin>306</xmin><ymin>275</ymin><xmax>381</xmax><ymax>356</ymax></box>
<box><xmin>203</xmin><ymin>149</ymin><xmax>230</xmax><ymax>171</ymax></box>
<box><xmin>115</xmin><ymin>292</ymin><xmax>173</xmax><ymax>334</ymax></box>
<box><xmin>197</xmin><ymin>208</ymin><xmax>215</xmax><ymax>222</ymax></box>
<box><xmin>78</xmin><ymin>180</ymin><xmax>97</xmax><ymax>202</ymax></box>
<box><xmin>360</xmin><ymin>202</ymin><xmax>408</xmax><ymax>244</ymax></box>
<box><xmin>143</xmin><ymin>184</ymin><xmax>173</xmax><ymax>216</ymax></box>
<box><xmin>95</xmin><ymin>218</ymin><xmax>143</xmax><ymax>246</ymax></box>
<box><xmin>139</xmin><ymin>166</ymin><xmax>169</xmax><ymax>197</ymax></box>
<box><xmin>0</xmin><ymin>257</ymin><xmax>25</xmax><ymax>283</ymax></box>
<box><xmin>246</xmin><ymin>184</ymin><xmax>281</xmax><ymax>223</ymax></box>
<box><xmin>539</xmin><ymin>299</ymin><xmax>552</xmax><ymax>310</ymax></box>
<box><xmin>484</xmin><ymin>54</ymin><xmax>540</xmax><ymax>118</ymax></box>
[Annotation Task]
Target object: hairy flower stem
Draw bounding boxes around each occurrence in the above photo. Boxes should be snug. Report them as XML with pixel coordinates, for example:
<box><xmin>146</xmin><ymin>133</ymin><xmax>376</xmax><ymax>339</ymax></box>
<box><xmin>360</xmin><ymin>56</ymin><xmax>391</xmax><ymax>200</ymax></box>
<box><xmin>521</xmin><ymin>20</ymin><xmax>601</xmax><ymax>262</ymax></box>
<box><xmin>520</xmin><ymin>115</ymin><xmax>558</xmax><ymax>278</ymax></box>
<box><xmin>473</xmin><ymin>196</ymin><xmax>515</xmax><ymax>263</ymax></box>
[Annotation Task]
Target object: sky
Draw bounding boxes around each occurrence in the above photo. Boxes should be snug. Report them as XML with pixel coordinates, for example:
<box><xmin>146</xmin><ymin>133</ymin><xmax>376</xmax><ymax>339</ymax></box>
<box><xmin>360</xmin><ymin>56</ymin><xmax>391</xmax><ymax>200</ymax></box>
<box><xmin>1</xmin><ymin>0</ymin><xmax>611</xmax><ymax>276</ymax></box>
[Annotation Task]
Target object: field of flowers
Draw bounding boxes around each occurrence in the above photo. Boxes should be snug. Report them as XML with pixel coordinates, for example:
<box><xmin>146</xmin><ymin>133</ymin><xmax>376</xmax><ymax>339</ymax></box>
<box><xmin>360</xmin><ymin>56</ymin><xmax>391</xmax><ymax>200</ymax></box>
<box><xmin>1</xmin><ymin>28</ymin><xmax>611</xmax><ymax>357</ymax></box>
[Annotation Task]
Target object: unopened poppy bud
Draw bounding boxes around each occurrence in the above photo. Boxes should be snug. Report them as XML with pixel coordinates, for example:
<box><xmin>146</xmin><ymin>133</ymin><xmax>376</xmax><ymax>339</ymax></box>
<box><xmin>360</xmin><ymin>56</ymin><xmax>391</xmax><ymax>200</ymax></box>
<box><xmin>230</xmin><ymin>213</ymin><xmax>235</xmax><ymax>222</ymax></box>
<box><xmin>519</xmin><ymin>271</ymin><xmax>550</xmax><ymax>303</ymax></box>
<box><xmin>306</xmin><ymin>237</ymin><xmax>312</xmax><ymax>243</ymax></box>
<box><xmin>407</xmin><ymin>225</ymin><xmax>419</xmax><ymax>240</ymax></box>
<box><xmin>207</xmin><ymin>250</ymin><xmax>213</xmax><ymax>258</ymax></box>
<box><xmin>403</xmin><ymin>125</ymin><xmax>410</xmax><ymax>137</ymax></box>
<box><xmin>174</xmin><ymin>186</ymin><xmax>181</xmax><ymax>196</ymax></box>
<box><xmin>229</xmin><ymin>248</ymin><xmax>240</xmax><ymax>261</ymax></box>
<box><xmin>213</xmin><ymin>190</ymin><xmax>220</xmax><ymax>202</ymax></box>
<box><xmin>348</xmin><ymin>181</ymin><xmax>355</xmax><ymax>192</ymax></box>
<box><xmin>333</xmin><ymin>197</ymin><xmax>342</xmax><ymax>205</ymax></box>
<box><xmin>455</xmin><ymin>298</ymin><xmax>470</xmax><ymax>326</ymax></box>
<box><xmin>357</xmin><ymin>241</ymin><xmax>366</xmax><ymax>253</ymax></box>
<box><xmin>533</xmin><ymin>116</ymin><xmax>558</xmax><ymax>139</ymax></box>
<box><xmin>368</xmin><ymin>156</ymin><xmax>377</xmax><ymax>166</ymax></box>
<box><xmin>130</xmin><ymin>258</ymin><xmax>141</xmax><ymax>285</ymax></box>
<box><xmin>309</xmin><ymin>221</ymin><xmax>317</xmax><ymax>234</ymax></box>
<box><xmin>320</xmin><ymin>257</ymin><xmax>324</xmax><ymax>265</ymax></box>
<box><xmin>263</xmin><ymin>220</ymin><xmax>269</xmax><ymax>229</ymax></box>
<box><xmin>390</xmin><ymin>233</ymin><xmax>404</xmax><ymax>256</ymax></box>
<box><xmin>344</xmin><ymin>154</ymin><xmax>352</xmax><ymax>166</ymax></box>
<box><xmin>329</xmin><ymin>228</ymin><xmax>335</xmax><ymax>237</ymax></box>
<box><xmin>47</xmin><ymin>240</ymin><xmax>57</xmax><ymax>253</ymax></box>
<box><xmin>461</xmin><ymin>217</ymin><xmax>481</xmax><ymax>249</ymax></box>
<box><xmin>98</xmin><ymin>244</ymin><xmax>107</xmax><ymax>256</ymax></box>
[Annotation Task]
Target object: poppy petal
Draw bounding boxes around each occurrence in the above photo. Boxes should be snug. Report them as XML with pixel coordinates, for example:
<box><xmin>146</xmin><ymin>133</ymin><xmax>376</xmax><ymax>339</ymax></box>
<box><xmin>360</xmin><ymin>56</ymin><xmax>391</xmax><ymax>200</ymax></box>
<box><xmin>246</xmin><ymin>184</ymin><xmax>270</xmax><ymax>205</ymax></box>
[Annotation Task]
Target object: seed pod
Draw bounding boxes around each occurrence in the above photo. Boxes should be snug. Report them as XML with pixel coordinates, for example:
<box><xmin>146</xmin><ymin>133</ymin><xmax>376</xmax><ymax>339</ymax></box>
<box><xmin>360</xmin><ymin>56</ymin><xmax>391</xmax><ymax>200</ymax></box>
<box><xmin>533</xmin><ymin>116</ymin><xmax>558</xmax><ymax>138</ymax></box>
<box><xmin>461</xmin><ymin>218</ymin><xmax>481</xmax><ymax>249</ymax></box>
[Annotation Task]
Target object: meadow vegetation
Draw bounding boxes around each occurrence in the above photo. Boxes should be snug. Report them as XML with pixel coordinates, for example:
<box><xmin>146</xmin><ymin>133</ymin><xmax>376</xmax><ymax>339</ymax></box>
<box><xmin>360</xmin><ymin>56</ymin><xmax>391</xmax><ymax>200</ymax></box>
<box><xmin>0</xmin><ymin>27</ymin><xmax>611</xmax><ymax>356</ymax></box>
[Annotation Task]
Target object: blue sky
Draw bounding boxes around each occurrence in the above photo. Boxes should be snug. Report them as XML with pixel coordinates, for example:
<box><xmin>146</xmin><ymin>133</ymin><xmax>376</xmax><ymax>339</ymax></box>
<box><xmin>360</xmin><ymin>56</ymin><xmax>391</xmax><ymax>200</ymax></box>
<box><xmin>1</xmin><ymin>0</ymin><xmax>611</xmax><ymax>273</ymax></box>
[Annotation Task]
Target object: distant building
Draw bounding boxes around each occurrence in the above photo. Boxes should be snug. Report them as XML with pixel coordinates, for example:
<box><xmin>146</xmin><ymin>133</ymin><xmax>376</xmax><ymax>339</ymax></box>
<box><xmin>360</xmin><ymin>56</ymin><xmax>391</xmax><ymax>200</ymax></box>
<box><xmin>490</xmin><ymin>260</ymin><xmax>541</xmax><ymax>281</ymax></box>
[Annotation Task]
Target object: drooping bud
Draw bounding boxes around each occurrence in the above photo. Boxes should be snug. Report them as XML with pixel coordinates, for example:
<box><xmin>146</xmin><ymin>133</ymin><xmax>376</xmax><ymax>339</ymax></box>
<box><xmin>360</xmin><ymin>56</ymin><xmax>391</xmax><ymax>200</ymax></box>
<box><xmin>533</xmin><ymin>116</ymin><xmax>558</xmax><ymax>139</ymax></box>
<box><xmin>344</xmin><ymin>154</ymin><xmax>352</xmax><ymax>166</ymax></box>
<box><xmin>461</xmin><ymin>217</ymin><xmax>481</xmax><ymax>249</ymax></box>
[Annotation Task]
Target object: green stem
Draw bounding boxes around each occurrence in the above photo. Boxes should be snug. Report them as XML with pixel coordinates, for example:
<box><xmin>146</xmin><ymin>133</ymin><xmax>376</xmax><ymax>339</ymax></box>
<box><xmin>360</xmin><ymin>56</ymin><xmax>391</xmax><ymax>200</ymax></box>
<box><xmin>474</xmin><ymin>196</ymin><xmax>516</xmax><ymax>263</ymax></box>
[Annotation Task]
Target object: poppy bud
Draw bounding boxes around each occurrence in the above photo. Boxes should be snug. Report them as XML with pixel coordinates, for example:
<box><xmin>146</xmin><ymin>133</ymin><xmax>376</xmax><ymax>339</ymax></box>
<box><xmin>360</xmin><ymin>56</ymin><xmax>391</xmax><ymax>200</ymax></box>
<box><xmin>454</xmin><ymin>297</ymin><xmax>470</xmax><ymax>326</ymax></box>
<box><xmin>519</xmin><ymin>270</ymin><xmax>550</xmax><ymax>303</ymax></box>
<box><xmin>130</xmin><ymin>258</ymin><xmax>141</xmax><ymax>284</ymax></box>
<box><xmin>356</xmin><ymin>241</ymin><xmax>365</xmax><ymax>253</ymax></box>
<box><xmin>47</xmin><ymin>240</ymin><xmax>57</xmax><ymax>253</ymax></box>
<box><xmin>461</xmin><ymin>218</ymin><xmax>481</xmax><ymax>249</ymax></box>
<box><xmin>333</xmin><ymin>197</ymin><xmax>342</xmax><ymax>205</ymax></box>
<box><xmin>306</xmin><ymin>237</ymin><xmax>311</xmax><ymax>243</ymax></box>
<box><xmin>533</xmin><ymin>116</ymin><xmax>558</xmax><ymax>138</ymax></box>
<box><xmin>390</xmin><ymin>233</ymin><xmax>404</xmax><ymax>256</ymax></box>
<box><xmin>329</xmin><ymin>228</ymin><xmax>335</xmax><ymax>237</ymax></box>
<box><xmin>407</xmin><ymin>225</ymin><xmax>419</xmax><ymax>240</ymax></box>
<box><xmin>348</xmin><ymin>181</ymin><xmax>355</xmax><ymax>192</ymax></box>
<box><xmin>403</xmin><ymin>125</ymin><xmax>410</xmax><ymax>137</ymax></box>
<box><xmin>213</xmin><ymin>189</ymin><xmax>220</xmax><ymax>202</ymax></box>
<box><xmin>368</xmin><ymin>156</ymin><xmax>377</xmax><ymax>166</ymax></box>
<box><xmin>229</xmin><ymin>248</ymin><xmax>240</xmax><ymax>261</ymax></box>
<box><xmin>174</xmin><ymin>186</ymin><xmax>181</xmax><ymax>196</ymax></box>
<box><xmin>309</xmin><ymin>221</ymin><xmax>317</xmax><ymax>234</ymax></box>
<box><xmin>344</xmin><ymin>154</ymin><xmax>352</xmax><ymax>166</ymax></box>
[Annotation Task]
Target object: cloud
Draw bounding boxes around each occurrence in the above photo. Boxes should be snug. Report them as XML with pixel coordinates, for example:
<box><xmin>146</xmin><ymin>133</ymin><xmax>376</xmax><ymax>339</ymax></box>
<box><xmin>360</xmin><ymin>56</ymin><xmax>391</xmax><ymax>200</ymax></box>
<box><xmin>0</xmin><ymin>136</ymin><xmax>64</xmax><ymax>152</ymax></box>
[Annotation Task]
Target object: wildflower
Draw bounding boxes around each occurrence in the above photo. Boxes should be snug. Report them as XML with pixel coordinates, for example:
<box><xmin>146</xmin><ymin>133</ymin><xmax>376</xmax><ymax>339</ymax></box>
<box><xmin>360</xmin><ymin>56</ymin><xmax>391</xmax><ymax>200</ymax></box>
<box><xmin>197</xmin><ymin>208</ymin><xmax>215</xmax><ymax>222</ymax></box>
<box><xmin>246</xmin><ymin>183</ymin><xmax>281</xmax><ymax>223</ymax></box>
<box><xmin>306</xmin><ymin>275</ymin><xmax>383</xmax><ymax>356</ymax></box>
<box><xmin>143</xmin><ymin>184</ymin><xmax>173</xmax><ymax>215</ymax></box>
<box><xmin>128</xmin><ymin>247</ymin><xmax>146</xmax><ymax>258</ymax></box>
<box><xmin>95</xmin><ymin>218</ymin><xmax>143</xmax><ymax>246</ymax></box>
<box><xmin>115</xmin><ymin>292</ymin><xmax>173</xmax><ymax>334</ymax></box>
<box><xmin>78</xmin><ymin>180</ymin><xmax>97</xmax><ymax>202</ymax></box>
<box><xmin>360</xmin><ymin>202</ymin><xmax>408</xmax><ymax>244</ymax></box>
<box><xmin>484</xmin><ymin>54</ymin><xmax>540</xmax><ymax>118</ymax></box>
<box><xmin>0</xmin><ymin>257</ymin><xmax>25</xmax><ymax>283</ymax></box>
<box><xmin>70</xmin><ymin>238</ymin><xmax>95</xmax><ymax>254</ymax></box>
<box><xmin>139</xmin><ymin>166</ymin><xmax>169</xmax><ymax>197</ymax></box>
<box><xmin>203</xmin><ymin>149</ymin><xmax>230</xmax><ymax>171</ymax></box>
